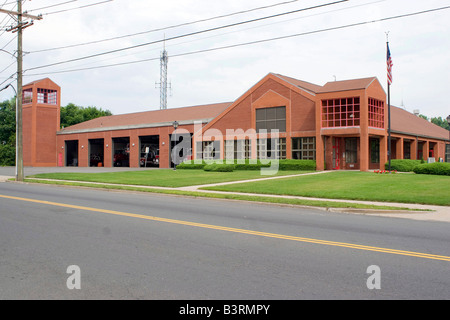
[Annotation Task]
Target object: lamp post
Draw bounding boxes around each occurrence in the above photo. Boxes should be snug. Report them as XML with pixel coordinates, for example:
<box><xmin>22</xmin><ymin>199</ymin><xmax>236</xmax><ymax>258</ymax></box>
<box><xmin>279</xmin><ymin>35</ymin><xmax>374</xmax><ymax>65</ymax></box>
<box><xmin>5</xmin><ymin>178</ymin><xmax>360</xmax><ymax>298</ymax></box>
<box><xmin>172</xmin><ymin>121</ymin><xmax>179</xmax><ymax>170</ymax></box>
<box><xmin>447</xmin><ymin>115</ymin><xmax>450</xmax><ymax>134</ymax></box>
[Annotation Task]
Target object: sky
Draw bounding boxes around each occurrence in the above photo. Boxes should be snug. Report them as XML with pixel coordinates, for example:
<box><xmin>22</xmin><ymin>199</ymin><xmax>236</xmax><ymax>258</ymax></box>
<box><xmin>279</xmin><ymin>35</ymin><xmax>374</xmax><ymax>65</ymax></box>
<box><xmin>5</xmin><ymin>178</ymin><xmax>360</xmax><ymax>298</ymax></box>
<box><xmin>1</xmin><ymin>0</ymin><xmax>449</xmax><ymax>119</ymax></box>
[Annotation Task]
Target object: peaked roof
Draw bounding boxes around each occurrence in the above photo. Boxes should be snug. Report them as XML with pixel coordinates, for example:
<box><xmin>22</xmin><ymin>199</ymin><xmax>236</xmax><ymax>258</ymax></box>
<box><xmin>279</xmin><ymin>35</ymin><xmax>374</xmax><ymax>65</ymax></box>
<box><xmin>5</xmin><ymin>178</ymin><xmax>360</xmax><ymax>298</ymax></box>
<box><xmin>318</xmin><ymin>77</ymin><xmax>378</xmax><ymax>93</ymax></box>
<box><xmin>24</xmin><ymin>78</ymin><xmax>60</xmax><ymax>87</ymax></box>
<box><xmin>55</xmin><ymin>73</ymin><xmax>448</xmax><ymax>142</ymax></box>
<box><xmin>59</xmin><ymin>102</ymin><xmax>231</xmax><ymax>134</ymax></box>
<box><xmin>272</xmin><ymin>74</ymin><xmax>381</xmax><ymax>95</ymax></box>
<box><xmin>391</xmin><ymin>106</ymin><xmax>449</xmax><ymax>140</ymax></box>
<box><xmin>273</xmin><ymin>73</ymin><xmax>322</xmax><ymax>94</ymax></box>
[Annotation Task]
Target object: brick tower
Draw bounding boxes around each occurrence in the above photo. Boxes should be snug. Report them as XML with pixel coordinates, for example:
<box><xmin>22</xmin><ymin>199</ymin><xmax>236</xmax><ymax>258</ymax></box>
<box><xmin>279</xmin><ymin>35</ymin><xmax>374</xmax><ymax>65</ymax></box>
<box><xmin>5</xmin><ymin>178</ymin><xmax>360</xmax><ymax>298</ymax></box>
<box><xmin>22</xmin><ymin>78</ymin><xmax>61</xmax><ymax>167</ymax></box>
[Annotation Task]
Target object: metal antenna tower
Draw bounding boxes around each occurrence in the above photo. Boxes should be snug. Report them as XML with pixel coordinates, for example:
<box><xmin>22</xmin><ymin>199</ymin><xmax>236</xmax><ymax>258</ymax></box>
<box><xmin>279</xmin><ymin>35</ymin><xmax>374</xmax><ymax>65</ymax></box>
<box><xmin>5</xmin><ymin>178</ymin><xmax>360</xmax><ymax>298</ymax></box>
<box><xmin>156</xmin><ymin>40</ymin><xmax>171</xmax><ymax>110</ymax></box>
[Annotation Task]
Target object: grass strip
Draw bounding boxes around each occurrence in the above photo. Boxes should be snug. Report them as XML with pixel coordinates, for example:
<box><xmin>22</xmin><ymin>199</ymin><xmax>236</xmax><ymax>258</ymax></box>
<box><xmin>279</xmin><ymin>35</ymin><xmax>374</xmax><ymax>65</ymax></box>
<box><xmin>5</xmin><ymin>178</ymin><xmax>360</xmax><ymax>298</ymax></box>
<box><xmin>27</xmin><ymin>169</ymin><xmax>309</xmax><ymax>188</ymax></box>
<box><xmin>202</xmin><ymin>171</ymin><xmax>450</xmax><ymax>206</ymax></box>
<box><xmin>23</xmin><ymin>178</ymin><xmax>423</xmax><ymax>212</ymax></box>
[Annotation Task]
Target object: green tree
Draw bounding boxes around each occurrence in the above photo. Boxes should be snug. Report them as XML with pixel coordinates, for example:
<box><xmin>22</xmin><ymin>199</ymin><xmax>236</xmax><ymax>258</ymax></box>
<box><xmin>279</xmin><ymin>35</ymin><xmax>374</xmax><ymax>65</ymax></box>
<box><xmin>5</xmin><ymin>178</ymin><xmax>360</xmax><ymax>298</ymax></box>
<box><xmin>0</xmin><ymin>99</ymin><xmax>113</xmax><ymax>165</ymax></box>
<box><xmin>430</xmin><ymin>116</ymin><xmax>450</xmax><ymax>131</ymax></box>
<box><xmin>419</xmin><ymin>114</ymin><xmax>450</xmax><ymax>130</ymax></box>
<box><xmin>60</xmin><ymin>103</ymin><xmax>112</xmax><ymax>129</ymax></box>
<box><xmin>0</xmin><ymin>98</ymin><xmax>16</xmax><ymax>166</ymax></box>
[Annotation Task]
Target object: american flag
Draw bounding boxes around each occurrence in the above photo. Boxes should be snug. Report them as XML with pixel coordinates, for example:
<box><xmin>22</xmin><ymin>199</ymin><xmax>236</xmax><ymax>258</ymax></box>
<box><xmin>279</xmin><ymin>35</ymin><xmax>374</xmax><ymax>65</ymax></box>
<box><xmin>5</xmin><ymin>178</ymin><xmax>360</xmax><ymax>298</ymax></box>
<box><xmin>387</xmin><ymin>43</ymin><xmax>393</xmax><ymax>85</ymax></box>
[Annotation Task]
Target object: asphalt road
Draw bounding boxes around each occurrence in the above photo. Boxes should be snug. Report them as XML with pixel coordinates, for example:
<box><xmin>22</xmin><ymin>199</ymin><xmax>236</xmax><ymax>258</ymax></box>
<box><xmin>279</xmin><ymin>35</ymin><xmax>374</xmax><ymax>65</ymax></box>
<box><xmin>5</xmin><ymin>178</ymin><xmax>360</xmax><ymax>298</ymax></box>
<box><xmin>0</xmin><ymin>181</ymin><xmax>449</xmax><ymax>300</ymax></box>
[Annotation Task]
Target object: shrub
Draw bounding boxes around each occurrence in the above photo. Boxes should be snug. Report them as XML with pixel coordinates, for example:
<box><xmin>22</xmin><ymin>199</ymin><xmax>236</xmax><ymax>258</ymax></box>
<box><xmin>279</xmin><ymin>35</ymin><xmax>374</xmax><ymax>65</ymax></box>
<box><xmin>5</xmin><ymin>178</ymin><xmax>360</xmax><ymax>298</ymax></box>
<box><xmin>177</xmin><ymin>159</ymin><xmax>317</xmax><ymax>171</ymax></box>
<box><xmin>203</xmin><ymin>163</ymin><xmax>235</xmax><ymax>172</ymax></box>
<box><xmin>233</xmin><ymin>160</ymin><xmax>271</xmax><ymax>170</ymax></box>
<box><xmin>0</xmin><ymin>144</ymin><xmax>15</xmax><ymax>166</ymax></box>
<box><xmin>385</xmin><ymin>159</ymin><xmax>421</xmax><ymax>172</ymax></box>
<box><xmin>413</xmin><ymin>162</ymin><xmax>450</xmax><ymax>176</ymax></box>
<box><xmin>278</xmin><ymin>159</ymin><xmax>316</xmax><ymax>171</ymax></box>
<box><xmin>176</xmin><ymin>161</ymin><xmax>206</xmax><ymax>169</ymax></box>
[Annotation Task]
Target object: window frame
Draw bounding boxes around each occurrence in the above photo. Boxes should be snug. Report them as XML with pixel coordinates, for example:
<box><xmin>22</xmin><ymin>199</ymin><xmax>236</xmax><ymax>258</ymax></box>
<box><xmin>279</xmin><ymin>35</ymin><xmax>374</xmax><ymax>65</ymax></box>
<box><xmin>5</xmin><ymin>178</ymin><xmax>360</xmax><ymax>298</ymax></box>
<box><xmin>257</xmin><ymin>138</ymin><xmax>286</xmax><ymax>160</ymax></box>
<box><xmin>292</xmin><ymin>137</ymin><xmax>316</xmax><ymax>160</ymax></box>
<box><xmin>321</xmin><ymin>98</ymin><xmax>360</xmax><ymax>128</ymax></box>
<box><xmin>256</xmin><ymin>106</ymin><xmax>286</xmax><ymax>133</ymax></box>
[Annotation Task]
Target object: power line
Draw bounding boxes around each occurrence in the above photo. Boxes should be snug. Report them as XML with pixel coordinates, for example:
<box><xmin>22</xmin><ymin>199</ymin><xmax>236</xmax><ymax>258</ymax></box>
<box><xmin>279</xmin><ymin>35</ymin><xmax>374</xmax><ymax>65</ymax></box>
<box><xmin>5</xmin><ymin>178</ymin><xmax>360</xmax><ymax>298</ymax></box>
<box><xmin>23</xmin><ymin>4</ymin><xmax>450</xmax><ymax>77</ymax></box>
<box><xmin>25</xmin><ymin>1</ymin><xmax>78</xmax><ymax>13</ymax></box>
<box><xmin>24</xmin><ymin>0</ymin><xmax>348</xmax><ymax>72</ymax></box>
<box><xmin>39</xmin><ymin>0</ymin><xmax>113</xmax><ymax>16</ymax></box>
<box><xmin>0</xmin><ymin>59</ymin><xmax>15</xmax><ymax>74</ymax></box>
<box><xmin>0</xmin><ymin>72</ymin><xmax>15</xmax><ymax>87</ymax></box>
<box><xmin>29</xmin><ymin>0</ymin><xmax>302</xmax><ymax>54</ymax></box>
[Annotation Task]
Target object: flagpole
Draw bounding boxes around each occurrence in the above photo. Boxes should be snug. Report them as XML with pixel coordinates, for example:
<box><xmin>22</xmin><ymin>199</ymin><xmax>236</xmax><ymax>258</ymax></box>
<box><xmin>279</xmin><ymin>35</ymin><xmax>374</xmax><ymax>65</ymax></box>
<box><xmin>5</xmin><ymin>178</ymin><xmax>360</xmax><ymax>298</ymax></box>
<box><xmin>386</xmin><ymin>32</ymin><xmax>392</xmax><ymax>173</ymax></box>
<box><xmin>388</xmin><ymin>74</ymin><xmax>391</xmax><ymax>172</ymax></box>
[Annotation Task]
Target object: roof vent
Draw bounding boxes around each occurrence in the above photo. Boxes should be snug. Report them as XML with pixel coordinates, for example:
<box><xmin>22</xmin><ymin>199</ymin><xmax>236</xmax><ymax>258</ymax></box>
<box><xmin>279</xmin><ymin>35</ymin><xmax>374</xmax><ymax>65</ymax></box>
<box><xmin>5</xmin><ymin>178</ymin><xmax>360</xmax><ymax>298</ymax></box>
<box><xmin>413</xmin><ymin>109</ymin><xmax>420</xmax><ymax>116</ymax></box>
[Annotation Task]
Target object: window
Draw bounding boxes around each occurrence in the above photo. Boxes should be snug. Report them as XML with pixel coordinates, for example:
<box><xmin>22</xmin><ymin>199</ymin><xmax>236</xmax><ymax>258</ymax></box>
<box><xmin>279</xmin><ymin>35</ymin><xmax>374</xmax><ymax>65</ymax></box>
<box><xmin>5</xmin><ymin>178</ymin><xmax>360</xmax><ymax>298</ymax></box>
<box><xmin>446</xmin><ymin>144</ymin><xmax>450</xmax><ymax>163</ymax></box>
<box><xmin>345</xmin><ymin>138</ymin><xmax>358</xmax><ymax>164</ymax></box>
<box><xmin>37</xmin><ymin>88</ymin><xmax>57</xmax><ymax>105</ymax></box>
<box><xmin>322</xmin><ymin>98</ymin><xmax>360</xmax><ymax>128</ymax></box>
<box><xmin>256</xmin><ymin>106</ymin><xmax>286</xmax><ymax>132</ymax></box>
<box><xmin>368</xmin><ymin>98</ymin><xmax>385</xmax><ymax>129</ymax></box>
<box><xmin>292</xmin><ymin>137</ymin><xmax>316</xmax><ymax>160</ymax></box>
<box><xmin>196</xmin><ymin>141</ymin><xmax>220</xmax><ymax>161</ymax></box>
<box><xmin>225</xmin><ymin>139</ymin><xmax>251</xmax><ymax>161</ymax></box>
<box><xmin>370</xmin><ymin>138</ymin><xmax>380</xmax><ymax>163</ymax></box>
<box><xmin>257</xmin><ymin>138</ymin><xmax>286</xmax><ymax>160</ymax></box>
<box><xmin>404</xmin><ymin>141</ymin><xmax>411</xmax><ymax>160</ymax></box>
<box><xmin>22</xmin><ymin>89</ymin><xmax>32</xmax><ymax>104</ymax></box>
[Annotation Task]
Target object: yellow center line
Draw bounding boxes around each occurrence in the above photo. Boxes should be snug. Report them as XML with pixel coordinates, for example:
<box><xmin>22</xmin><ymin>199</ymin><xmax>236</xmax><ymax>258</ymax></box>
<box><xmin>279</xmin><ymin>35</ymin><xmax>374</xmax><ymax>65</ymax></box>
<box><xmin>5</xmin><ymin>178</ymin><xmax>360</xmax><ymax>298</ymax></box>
<box><xmin>1</xmin><ymin>194</ymin><xmax>450</xmax><ymax>262</ymax></box>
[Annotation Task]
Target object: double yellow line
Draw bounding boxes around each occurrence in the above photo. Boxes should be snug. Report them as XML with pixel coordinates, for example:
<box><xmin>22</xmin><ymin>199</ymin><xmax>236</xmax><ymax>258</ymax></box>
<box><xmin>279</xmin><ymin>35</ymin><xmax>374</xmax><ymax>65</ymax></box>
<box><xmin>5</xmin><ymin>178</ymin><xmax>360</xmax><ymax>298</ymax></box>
<box><xmin>1</xmin><ymin>194</ymin><xmax>450</xmax><ymax>262</ymax></box>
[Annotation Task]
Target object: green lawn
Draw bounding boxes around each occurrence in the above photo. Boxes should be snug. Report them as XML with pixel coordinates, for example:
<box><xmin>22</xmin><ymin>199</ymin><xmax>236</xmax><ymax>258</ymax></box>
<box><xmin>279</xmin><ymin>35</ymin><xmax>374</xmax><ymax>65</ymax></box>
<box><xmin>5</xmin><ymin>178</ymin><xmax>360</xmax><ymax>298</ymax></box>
<box><xmin>28</xmin><ymin>169</ymin><xmax>306</xmax><ymax>188</ymax></box>
<box><xmin>27</xmin><ymin>170</ymin><xmax>450</xmax><ymax>206</ymax></box>
<box><xmin>25</xmin><ymin>178</ymin><xmax>418</xmax><ymax>211</ymax></box>
<box><xmin>202</xmin><ymin>171</ymin><xmax>450</xmax><ymax>206</ymax></box>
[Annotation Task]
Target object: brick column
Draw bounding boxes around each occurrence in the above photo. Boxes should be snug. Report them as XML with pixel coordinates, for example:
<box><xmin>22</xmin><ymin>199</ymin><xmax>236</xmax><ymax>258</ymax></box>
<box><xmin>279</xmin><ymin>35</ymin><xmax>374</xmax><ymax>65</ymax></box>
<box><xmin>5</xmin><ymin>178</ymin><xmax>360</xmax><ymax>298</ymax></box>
<box><xmin>410</xmin><ymin>139</ymin><xmax>418</xmax><ymax>160</ymax></box>
<box><xmin>380</xmin><ymin>135</ymin><xmax>387</xmax><ymax>170</ymax></box>
<box><xmin>395</xmin><ymin>137</ymin><xmax>404</xmax><ymax>159</ymax></box>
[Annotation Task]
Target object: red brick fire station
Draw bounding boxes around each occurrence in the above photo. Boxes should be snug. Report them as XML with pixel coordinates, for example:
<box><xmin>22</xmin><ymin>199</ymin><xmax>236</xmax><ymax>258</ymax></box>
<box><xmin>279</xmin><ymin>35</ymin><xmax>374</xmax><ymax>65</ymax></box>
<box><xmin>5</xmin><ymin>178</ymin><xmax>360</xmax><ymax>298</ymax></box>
<box><xmin>22</xmin><ymin>74</ymin><xmax>450</xmax><ymax>170</ymax></box>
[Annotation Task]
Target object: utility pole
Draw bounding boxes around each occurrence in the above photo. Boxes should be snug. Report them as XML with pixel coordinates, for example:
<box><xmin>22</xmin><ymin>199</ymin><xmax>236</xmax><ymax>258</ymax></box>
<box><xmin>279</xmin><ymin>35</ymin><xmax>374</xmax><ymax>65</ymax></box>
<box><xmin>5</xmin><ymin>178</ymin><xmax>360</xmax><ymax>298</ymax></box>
<box><xmin>16</xmin><ymin>0</ymin><xmax>24</xmax><ymax>182</ymax></box>
<box><xmin>2</xmin><ymin>2</ymin><xmax>42</xmax><ymax>181</ymax></box>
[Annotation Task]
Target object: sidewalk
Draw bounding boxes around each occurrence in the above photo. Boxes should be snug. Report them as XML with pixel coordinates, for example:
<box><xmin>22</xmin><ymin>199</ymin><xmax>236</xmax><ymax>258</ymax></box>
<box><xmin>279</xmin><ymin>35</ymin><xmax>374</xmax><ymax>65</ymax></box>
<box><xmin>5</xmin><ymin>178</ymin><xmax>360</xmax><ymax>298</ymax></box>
<box><xmin>3</xmin><ymin>169</ymin><xmax>449</xmax><ymax>222</ymax></box>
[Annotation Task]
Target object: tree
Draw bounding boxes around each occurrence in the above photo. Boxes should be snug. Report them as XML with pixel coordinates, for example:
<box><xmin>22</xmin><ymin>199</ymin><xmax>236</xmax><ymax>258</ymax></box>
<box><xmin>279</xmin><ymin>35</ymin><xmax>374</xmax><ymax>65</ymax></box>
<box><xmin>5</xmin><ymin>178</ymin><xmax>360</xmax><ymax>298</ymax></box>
<box><xmin>419</xmin><ymin>114</ymin><xmax>450</xmax><ymax>130</ymax></box>
<box><xmin>60</xmin><ymin>103</ymin><xmax>112</xmax><ymax>129</ymax></box>
<box><xmin>430</xmin><ymin>116</ymin><xmax>450</xmax><ymax>131</ymax></box>
<box><xmin>0</xmin><ymin>99</ymin><xmax>112</xmax><ymax>165</ymax></box>
<box><xmin>0</xmin><ymin>98</ymin><xmax>16</xmax><ymax>166</ymax></box>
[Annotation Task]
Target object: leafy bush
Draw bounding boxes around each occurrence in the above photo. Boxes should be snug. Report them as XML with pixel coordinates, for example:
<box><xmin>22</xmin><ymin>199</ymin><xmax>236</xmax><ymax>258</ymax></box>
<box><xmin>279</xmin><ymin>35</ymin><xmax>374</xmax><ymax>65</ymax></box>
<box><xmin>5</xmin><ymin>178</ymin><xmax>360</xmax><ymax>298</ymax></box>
<box><xmin>233</xmin><ymin>160</ymin><xmax>271</xmax><ymax>170</ymax></box>
<box><xmin>0</xmin><ymin>143</ymin><xmax>15</xmax><ymax>166</ymax></box>
<box><xmin>413</xmin><ymin>162</ymin><xmax>450</xmax><ymax>176</ymax></box>
<box><xmin>177</xmin><ymin>159</ymin><xmax>317</xmax><ymax>171</ymax></box>
<box><xmin>278</xmin><ymin>159</ymin><xmax>316</xmax><ymax>171</ymax></box>
<box><xmin>176</xmin><ymin>161</ymin><xmax>206</xmax><ymax>169</ymax></box>
<box><xmin>203</xmin><ymin>164</ymin><xmax>235</xmax><ymax>172</ymax></box>
<box><xmin>385</xmin><ymin>159</ymin><xmax>421</xmax><ymax>172</ymax></box>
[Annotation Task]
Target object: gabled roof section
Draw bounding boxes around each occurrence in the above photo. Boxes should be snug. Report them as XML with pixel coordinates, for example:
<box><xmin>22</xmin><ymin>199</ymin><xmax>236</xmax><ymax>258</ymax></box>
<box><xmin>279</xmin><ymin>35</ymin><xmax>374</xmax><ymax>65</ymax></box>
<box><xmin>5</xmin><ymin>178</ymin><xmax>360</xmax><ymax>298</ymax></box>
<box><xmin>197</xmin><ymin>73</ymin><xmax>318</xmax><ymax>136</ymax></box>
<box><xmin>391</xmin><ymin>106</ymin><xmax>449</xmax><ymax>141</ymax></box>
<box><xmin>318</xmin><ymin>77</ymin><xmax>378</xmax><ymax>93</ymax></box>
<box><xmin>272</xmin><ymin>73</ymin><xmax>322</xmax><ymax>95</ymax></box>
<box><xmin>59</xmin><ymin>102</ymin><xmax>231</xmax><ymax>134</ymax></box>
<box><xmin>24</xmin><ymin>78</ymin><xmax>60</xmax><ymax>88</ymax></box>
